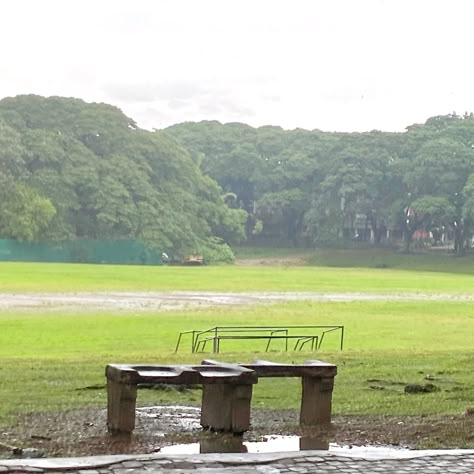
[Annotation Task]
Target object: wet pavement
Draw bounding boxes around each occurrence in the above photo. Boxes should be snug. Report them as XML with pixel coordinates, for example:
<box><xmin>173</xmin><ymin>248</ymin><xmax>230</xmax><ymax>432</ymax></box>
<box><xmin>1</xmin><ymin>450</ymin><xmax>474</xmax><ymax>473</ymax></box>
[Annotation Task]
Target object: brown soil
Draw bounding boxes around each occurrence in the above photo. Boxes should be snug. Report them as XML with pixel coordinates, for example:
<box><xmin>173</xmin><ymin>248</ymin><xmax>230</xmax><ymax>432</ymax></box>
<box><xmin>235</xmin><ymin>256</ymin><xmax>309</xmax><ymax>266</ymax></box>
<box><xmin>1</xmin><ymin>406</ymin><xmax>473</xmax><ymax>459</ymax></box>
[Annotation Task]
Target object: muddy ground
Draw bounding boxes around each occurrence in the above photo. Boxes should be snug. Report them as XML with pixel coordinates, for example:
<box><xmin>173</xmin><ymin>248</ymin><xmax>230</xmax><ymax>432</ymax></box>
<box><xmin>1</xmin><ymin>291</ymin><xmax>474</xmax><ymax>313</ymax></box>
<box><xmin>1</xmin><ymin>405</ymin><xmax>473</xmax><ymax>458</ymax></box>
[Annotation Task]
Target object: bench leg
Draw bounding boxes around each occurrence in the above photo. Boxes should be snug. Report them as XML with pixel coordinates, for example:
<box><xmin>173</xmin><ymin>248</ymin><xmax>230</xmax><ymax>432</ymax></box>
<box><xmin>107</xmin><ymin>378</ymin><xmax>137</xmax><ymax>435</ymax></box>
<box><xmin>300</xmin><ymin>376</ymin><xmax>334</xmax><ymax>426</ymax></box>
<box><xmin>201</xmin><ymin>383</ymin><xmax>253</xmax><ymax>433</ymax></box>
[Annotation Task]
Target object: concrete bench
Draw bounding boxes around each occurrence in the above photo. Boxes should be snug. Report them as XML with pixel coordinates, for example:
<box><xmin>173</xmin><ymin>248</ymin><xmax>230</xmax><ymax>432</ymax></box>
<box><xmin>106</xmin><ymin>359</ymin><xmax>337</xmax><ymax>436</ymax></box>
<box><xmin>105</xmin><ymin>363</ymin><xmax>257</xmax><ymax>435</ymax></box>
<box><xmin>203</xmin><ymin>359</ymin><xmax>337</xmax><ymax>426</ymax></box>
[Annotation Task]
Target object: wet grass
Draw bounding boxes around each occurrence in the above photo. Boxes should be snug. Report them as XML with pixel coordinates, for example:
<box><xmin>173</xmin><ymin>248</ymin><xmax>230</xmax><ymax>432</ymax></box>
<box><xmin>235</xmin><ymin>246</ymin><xmax>474</xmax><ymax>274</ymax></box>
<box><xmin>306</xmin><ymin>247</ymin><xmax>474</xmax><ymax>274</ymax></box>
<box><xmin>233</xmin><ymin>246</ymin><xmax>312</xmax><ymax>259</ymax></box>
<box><xmin>0</xmin><ymin>300</ymin><xmax>473</xmax><ymax>425</ymax></box>
<box><xmin>1</xmin><ymin>259</ymin><xmax>474</xmax><ymax>293</ymax></box>
<box><xmin>0</xmin><ymin>256</ymin><xmax>473</xmax><ymax>448</ymax></box>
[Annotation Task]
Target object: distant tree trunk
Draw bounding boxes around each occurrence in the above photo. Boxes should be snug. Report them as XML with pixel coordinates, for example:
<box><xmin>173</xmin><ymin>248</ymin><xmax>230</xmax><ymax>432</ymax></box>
<box><xmin>404</xmin><ymin>230</ymin><xmax>413</xmax><ymax>253</ymax></box>
<box><xmin>404</xmin><ymin>208</ymin><xmax>416</xmax><ymax>253</ymax></box>
<box><xmin>453</xmin><ymin>219</ymin><xmax>466</xmax><ymax>256</ymax></box>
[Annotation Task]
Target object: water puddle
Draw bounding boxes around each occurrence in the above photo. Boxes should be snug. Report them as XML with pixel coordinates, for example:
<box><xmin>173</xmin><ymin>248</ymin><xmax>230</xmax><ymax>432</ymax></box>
<box><xmin>137</xmin><ymin>406</ymin><xmax>411</xmax><ymax>457</ymax></box>
<box><xmin>159</xmin><ymin>434</ymin><xmax>409</xmax><ymax>455</ymax></box>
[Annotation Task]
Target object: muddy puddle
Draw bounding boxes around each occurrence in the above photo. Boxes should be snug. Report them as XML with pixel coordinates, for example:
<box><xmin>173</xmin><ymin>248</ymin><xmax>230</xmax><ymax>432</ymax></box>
<box><xmin>3</xmin><ymin>405</ymin><xmax>473</xmax><ymax>458</ymax></box>
<box><xmin>159</xmin><ymin>434</ymin><xmax>410</xmax><ymax>456</ymax></box>
<box><xmin>136</xmin><ymin>406</ymin><xmax>410</xmax><ymax>457</ymax></box>
<box><xmin>2</xmin><ymin>291</ymin><xmax>473</xmax><ymax>313</ymax></box>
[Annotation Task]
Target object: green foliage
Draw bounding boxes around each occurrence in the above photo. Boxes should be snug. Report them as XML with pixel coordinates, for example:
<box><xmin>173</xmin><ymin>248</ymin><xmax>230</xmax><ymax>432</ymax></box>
<box><xmin>404</xmin><ymin>137</ymin><xmax>474</xmax><ymax>197</ymax></box>
<box><xmin>4</xmin><ymin>94</ymin><xmax>474</xmax><ymax>255</ymax></box>
<box><xmin>411</xmin><ymin>195</ymin><xmax>455</xmax><ymax>230</ymax></box>
<box><xmin>0</xmin><ymin>184</ymin><xmax>56</xmax><ymax>241</ymax></box>
<box><xmin>168</xmin><ymin>116</ymin><xmax>474</xmax><ymax>250</ymax></box>
<box><xmin>0</xmin><ymin>96</ymin><xmax>245</xmax><ymax>260</ymax></box>
<box><xmin>198</xmin><ymin>237</ymin><xmax>236</xmax><ymax>264</ymax></box>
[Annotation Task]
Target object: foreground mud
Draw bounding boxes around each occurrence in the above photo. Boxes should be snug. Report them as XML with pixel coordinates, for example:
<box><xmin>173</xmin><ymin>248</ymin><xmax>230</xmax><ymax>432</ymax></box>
<box><xmin>1</xmin><ymin>406</ymin><xmax>473</xmax><ymax>459</ymax></box>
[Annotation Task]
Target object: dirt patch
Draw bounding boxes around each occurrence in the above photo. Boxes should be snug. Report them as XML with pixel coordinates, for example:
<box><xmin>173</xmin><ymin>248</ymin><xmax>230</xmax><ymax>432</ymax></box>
<box><xmin>1</xmin><ymin>406</ymin><xmax>473</xmax><ymax>458</ymax></box>
<box><xmin>1</xmin><ymin>291</ymin><xmax>474</xmax><ymax>313</ymax></box>
<box><xmin>235</xmin><ymin>256</ymin><xmax>309</xmax><ymax>266</ymax></box>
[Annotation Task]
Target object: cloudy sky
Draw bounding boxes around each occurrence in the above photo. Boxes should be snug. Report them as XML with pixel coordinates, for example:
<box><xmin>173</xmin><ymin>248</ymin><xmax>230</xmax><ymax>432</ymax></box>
<box><xmin>2</xmin><ymin>0</ymin><xmax>473</xmax><ymax>132</ymax></box>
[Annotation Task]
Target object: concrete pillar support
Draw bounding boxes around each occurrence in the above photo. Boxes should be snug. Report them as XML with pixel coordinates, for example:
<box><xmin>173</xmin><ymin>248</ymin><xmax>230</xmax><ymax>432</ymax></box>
<box><xmin>107</xmin><ymin>379</ymin><xmax>137</xmax><ymax>435</ymax></box>
<box><xmin>300</xmin><ymin>376</ymin><xmax>334</xmax><ymax>426</ymax></box>
<box><xmin>201</xmin><ymin>383</ymin><xmax>253</xmax><ymax>433</ymax></box>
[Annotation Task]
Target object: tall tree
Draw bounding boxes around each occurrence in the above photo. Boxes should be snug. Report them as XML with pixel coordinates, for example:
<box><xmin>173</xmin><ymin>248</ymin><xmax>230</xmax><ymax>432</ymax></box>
<box><xmin>0</xmin><ymin>96</ymin><xmax>246</xmax><ymax>261</ymax></box>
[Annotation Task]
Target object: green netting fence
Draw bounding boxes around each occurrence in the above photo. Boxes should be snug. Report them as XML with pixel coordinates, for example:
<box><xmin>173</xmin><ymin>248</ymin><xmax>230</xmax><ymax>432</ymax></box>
<box><xmin>0</xmin><ymin>239</ymin><xmax>162</xmax><ymax>265</ymax></box>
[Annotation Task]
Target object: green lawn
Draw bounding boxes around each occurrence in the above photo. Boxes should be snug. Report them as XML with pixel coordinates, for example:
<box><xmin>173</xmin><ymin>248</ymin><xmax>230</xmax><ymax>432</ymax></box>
<box><xmin>1</xmin><ymin>259</ymin><xmax>474</xmax><ymax>293</ymax></box>
<box><xmin>0</xmin><ymin>258</ymin><xmax>473</xmax><ymax>443</ymax></box>
<box><xmin>0</xmin><ymin>300</ymin><xmax>473</xmax><ymax>424</ymax></box>
<box><xmin>236</xmin><ymin>246</ymin><xmax>474</xmax><ymax>274</ymax></box>
<box><xmin>307</xmin><ymin>247</ymin><xmax>474</xmax><ymax>273</ymax></box>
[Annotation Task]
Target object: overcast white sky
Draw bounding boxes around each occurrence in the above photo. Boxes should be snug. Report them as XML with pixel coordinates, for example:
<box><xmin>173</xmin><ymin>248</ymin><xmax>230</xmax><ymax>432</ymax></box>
<box><xmin>2</xmin><ymin>0</ymin><xmax>474</xmax><ymax>132</ymax></box>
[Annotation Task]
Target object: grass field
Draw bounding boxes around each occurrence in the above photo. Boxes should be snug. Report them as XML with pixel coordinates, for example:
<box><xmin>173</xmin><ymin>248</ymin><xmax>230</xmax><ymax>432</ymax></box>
<box><xmin>2</xmin><ymin>255</ymin><xmax>474</xmax><ymax>293</ymax></box>
<box><xmin>0</xmin><ymin>300</ymin><xmax>473</xmax><ymax>423</ymax></box>
<box><xmin>0</xmin><ymin>254</ymin><xmax>473</xmax><ymax>447</ymax></box>
<box><xmin>236</xmin><ymin>245</ymin><xmax>474</xmax><ymax>272</ymax></box>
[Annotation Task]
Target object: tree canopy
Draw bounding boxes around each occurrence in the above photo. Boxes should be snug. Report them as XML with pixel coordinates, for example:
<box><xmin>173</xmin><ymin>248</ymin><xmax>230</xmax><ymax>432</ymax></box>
<box><xmin>0</xmin><ymin>95</ymin><xmax>246</xmax><ymax>261</ymax></box>
<box><xmin>3</xmin><ymin>95</ymin><xmax>474</xmax><ymax>259</ymax></box>
<box><xmin>167</xmin><ymin>113</ymin><xmax>474</xmax><ymax>254</ymax></box>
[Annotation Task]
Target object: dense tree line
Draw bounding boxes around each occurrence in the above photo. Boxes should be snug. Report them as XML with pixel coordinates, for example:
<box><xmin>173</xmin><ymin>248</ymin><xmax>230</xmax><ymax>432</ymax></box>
<box><xmin>167</xmin><ymin>114</ymin><xmax>474</xmax><ymax>255</ymax></box>
<box><xmin>2</xmin><ymin>95</ymin><xmax>474</xmax><ymax>260</ymax></box>
<box><xmin>0</xmin><ymin>95</ymin><xmax>247</xmax><ymax>261</ymax></box>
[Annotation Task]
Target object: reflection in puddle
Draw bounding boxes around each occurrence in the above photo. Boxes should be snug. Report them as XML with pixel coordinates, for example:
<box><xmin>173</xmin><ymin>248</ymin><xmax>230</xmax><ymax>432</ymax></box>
<box><xmin>161</xmin><ymin>435</ymin><xmax>332</xmax><ymax>454</ymax></box>
<box><xmin>160</xmin><ymin>435</ymin><xmax>412</xmax><ymax>455</ymax></box>
<box><xmin>137</xmin><ymin>407</ymin><xmax>409</xmax><ymax>456</ymax></box>
<box><xmin>200</xmin><ymin>435</ymin><xmax>248</xmax><ymax>453</ymax></box>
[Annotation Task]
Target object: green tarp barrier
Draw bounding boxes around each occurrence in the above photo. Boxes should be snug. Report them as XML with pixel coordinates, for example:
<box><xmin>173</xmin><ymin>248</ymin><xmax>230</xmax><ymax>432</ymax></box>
<box><xmin>0</xmin><ymin>239</ymin><xmax>162</xmax><ymax>265</ymax></box>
